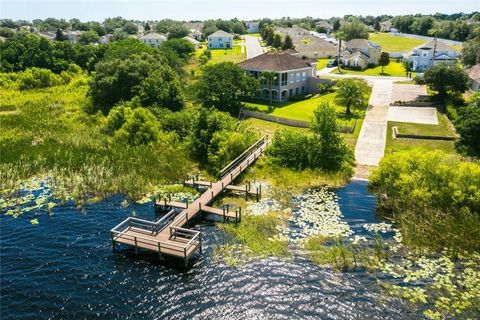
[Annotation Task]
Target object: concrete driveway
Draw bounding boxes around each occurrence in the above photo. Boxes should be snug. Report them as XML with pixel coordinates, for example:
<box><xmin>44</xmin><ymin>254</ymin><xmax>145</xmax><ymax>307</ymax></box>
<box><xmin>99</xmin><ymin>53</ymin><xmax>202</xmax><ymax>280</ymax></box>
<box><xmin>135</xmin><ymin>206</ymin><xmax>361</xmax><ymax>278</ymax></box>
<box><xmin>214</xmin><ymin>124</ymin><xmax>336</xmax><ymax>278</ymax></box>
<box><xmin>244</xmin><ymin>35</ymin><xmax>263</xmax><ymax>59</ymax></box>
<box><xmin>354</xmin><ymin>80</ymin><xmax>393</xmax><ymax>166</ymax></box>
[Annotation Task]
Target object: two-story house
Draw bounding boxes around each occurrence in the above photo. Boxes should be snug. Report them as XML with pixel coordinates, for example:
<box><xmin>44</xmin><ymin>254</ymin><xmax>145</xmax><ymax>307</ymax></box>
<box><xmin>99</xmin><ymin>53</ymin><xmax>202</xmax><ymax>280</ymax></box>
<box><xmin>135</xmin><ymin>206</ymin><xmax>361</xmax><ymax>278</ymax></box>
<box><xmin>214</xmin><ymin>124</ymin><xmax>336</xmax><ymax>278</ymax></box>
<box><xmin>341</xmin><ymin>39</ymin><xmax>381</xmax><ymax>69</ymax></box>
<box><xmin>139</xmin><ymin>32</ymin><xmax>167</xmax><ymax>48</ymax></box>
<box><xmin>207</xmin><ymin>30</ymin><xmax>234</xmax><ymax>49</ymax></box>
<box><xmin>238</xmin><ymin>51</ymin><xmax>320</xmax><ymax>101</ymax></box>
<box><xmin>407</xmin><ymin>40</ymin><xmax>458</xmax><ymax>71</ymax></box>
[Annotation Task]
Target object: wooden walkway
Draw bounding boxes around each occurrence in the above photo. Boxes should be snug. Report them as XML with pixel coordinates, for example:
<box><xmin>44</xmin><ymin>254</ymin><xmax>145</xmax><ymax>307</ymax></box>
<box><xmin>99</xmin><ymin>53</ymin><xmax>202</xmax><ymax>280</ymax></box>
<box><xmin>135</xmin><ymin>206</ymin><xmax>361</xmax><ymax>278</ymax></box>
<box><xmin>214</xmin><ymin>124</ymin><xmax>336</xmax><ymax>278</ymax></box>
<box><xmin>111</xmin><ymin>136</ymin><xmax>269</xmax><ymax>266</ymax></box>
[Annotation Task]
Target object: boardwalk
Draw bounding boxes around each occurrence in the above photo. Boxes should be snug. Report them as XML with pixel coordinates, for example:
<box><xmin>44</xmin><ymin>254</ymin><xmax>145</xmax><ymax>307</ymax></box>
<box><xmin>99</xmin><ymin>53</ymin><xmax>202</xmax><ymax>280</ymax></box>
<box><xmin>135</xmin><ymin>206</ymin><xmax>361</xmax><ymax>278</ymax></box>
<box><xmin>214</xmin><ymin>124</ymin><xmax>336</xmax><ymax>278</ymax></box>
<box><xmin>111</xmin><ymin>136</ymin><xmax>269</xmax><ymax>265</ymax></box>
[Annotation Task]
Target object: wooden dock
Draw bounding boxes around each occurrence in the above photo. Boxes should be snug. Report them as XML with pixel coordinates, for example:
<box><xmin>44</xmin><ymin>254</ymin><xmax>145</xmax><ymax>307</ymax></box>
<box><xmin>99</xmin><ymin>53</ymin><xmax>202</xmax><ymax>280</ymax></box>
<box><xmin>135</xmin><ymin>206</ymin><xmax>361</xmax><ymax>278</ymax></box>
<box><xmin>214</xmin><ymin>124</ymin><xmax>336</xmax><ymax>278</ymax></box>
<box><xmin>111</xmin><ymin>136</ymin><xmax>269</xmax><ymax>266</ymax></box>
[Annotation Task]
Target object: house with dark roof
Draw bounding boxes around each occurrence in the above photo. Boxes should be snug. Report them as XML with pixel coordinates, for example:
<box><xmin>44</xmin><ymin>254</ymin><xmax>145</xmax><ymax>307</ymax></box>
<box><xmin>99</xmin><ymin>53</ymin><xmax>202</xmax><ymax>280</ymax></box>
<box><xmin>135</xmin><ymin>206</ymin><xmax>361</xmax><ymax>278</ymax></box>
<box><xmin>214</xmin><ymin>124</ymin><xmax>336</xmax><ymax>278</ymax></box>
<box><xmin>238</xmin><ymin>51</ymin><xmax>322</xmax><ymax>101</ymax></box>
<box><xmin>340</xmin><ymin>39</ymin><xmax>381</xmax><ymax>69</ymax></box>
<box><xmin>207</xmin><ymin>30</ymin><xmax>234</xmax><ymax>49</ymax></box>
<box><xmin>407</xmin><ymin>40</ymin><xmax>459</xmax><ymax>72</ymax></box>
<box><xmin>466</xmin><ymin>64</ymin><xmax>480</xmax><ymax>92</ymax></box>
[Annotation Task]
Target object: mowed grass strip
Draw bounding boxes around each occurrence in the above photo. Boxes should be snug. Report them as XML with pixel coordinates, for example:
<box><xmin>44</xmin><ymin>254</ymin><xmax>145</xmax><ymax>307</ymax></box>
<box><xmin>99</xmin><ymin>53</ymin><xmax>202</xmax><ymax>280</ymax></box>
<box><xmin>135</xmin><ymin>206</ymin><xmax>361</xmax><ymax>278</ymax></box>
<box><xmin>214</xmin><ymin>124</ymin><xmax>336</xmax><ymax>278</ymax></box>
<box><xmin>368</xmin><ymin>32</ymin><xmax>426</xmax><ymax>53</ymax></box>
<box><xmin>331</xmin><ymin>61</ymin><xmax>412</xmax><ymax>77</ymax></box>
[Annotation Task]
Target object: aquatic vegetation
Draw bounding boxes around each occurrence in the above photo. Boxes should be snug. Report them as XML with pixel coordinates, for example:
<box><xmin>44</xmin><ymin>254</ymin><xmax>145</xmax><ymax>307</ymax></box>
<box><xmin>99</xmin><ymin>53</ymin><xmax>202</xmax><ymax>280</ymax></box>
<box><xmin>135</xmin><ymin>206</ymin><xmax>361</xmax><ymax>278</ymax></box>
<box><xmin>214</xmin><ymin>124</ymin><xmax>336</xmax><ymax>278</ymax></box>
<box><xmin>215</xmin><ymin>211</ymin><xmax>290</xmax><ymax>265</ymax></box>
<box><xmin>275</xmin><ymin>187</ymin><xmax>352</xmax><ymax>242</ymax></box>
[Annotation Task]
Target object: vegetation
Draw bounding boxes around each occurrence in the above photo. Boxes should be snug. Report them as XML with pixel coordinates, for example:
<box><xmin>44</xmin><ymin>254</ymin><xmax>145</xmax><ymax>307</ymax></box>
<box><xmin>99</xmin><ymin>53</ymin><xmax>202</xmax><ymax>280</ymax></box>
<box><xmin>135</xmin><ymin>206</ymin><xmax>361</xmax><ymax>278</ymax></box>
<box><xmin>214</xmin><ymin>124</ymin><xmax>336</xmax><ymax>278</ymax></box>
<box><xmin>378</xmin><ymin>52</ymin><xmax>390</xmax><ymax>74</ymax></box>
<box><xmin>216</xmin><ymin>212</ymin><xmax>290</xmax><ymax>265</ymax></box>
<box><xmin>334</xmin><ymin>78</ymin><xmax>370</xmax><ymax>115</ymax></box>
<box><xmin>194</xmin><ymin>62</ymin><xmax>258</xmax><ymax>115</ymax></box>
<box><xmin>422</xmin><ymin>63</ymin><xmax>469</xmax><ymax>100</ymax></box>
<box><xmin>454</xmin><ymin>93</ymin><xmax>480</xmax><ymax>155</ymax></box>
<box><xmin>370</xmin><ymin>150</ymin><xmax>480</xmax><ymax>254</ymax></box>
<box><xmin>340</xmin><ymin>19</ymin><xmax>370</xmax><ymax>41</ymax></box>
<box><xmin>268</xmin><ymin>103</ymin><xmax>354</xmax><ymax>172</ymax></box>
<box><xmin>331</xmin><ymin>61</ymin><xmax>410</xmax><ymax>77</ymax></box>
<box><xmin>368</xmin><ymin>32</ymin><xmax>426</xmax><ymax>53</ymax></box>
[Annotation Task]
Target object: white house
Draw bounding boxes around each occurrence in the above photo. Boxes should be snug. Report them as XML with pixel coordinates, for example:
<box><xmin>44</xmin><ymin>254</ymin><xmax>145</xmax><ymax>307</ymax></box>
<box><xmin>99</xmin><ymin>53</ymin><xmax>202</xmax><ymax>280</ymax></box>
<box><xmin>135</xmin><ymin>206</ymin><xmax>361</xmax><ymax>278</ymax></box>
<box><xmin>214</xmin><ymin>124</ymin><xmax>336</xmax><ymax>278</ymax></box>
<box><xmin>246</xmin><ymin>21</ymin><xmax>259</xmax><ymax>33</ymax></box>
<box><xmin>183</xmin><ymin>36</ymin><xmax>201</xmax><ymax>50</ymax></box>
<box><xmin>407</xmin><ymin>40</ymin><xmax>458</xmax><ymax>71</ymax></box>
<box><xmin>139</xmin><ymin>32</ymin><xmax>167</xmax><ymax>48</ymax></box>
<box><xmin>208</xmin><ymin>30</ymin><xmax>234</xmax><ymax>49</ymax></box>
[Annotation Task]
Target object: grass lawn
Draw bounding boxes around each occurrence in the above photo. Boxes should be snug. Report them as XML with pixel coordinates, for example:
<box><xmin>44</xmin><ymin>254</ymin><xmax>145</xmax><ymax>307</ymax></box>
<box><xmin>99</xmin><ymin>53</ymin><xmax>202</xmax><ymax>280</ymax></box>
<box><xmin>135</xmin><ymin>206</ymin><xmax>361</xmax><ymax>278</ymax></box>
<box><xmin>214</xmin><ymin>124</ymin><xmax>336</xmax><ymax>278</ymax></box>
<box><xmin>209</xmin><ymin>45</ymin><xmax>246</xmax><ymax>64</ymax></box>
<box><xmin>368</xmin><ymin>32</ymin><xmax>425</xmax><ymax>53</ymax></box>
<box><xmin>243</xmin><ymin>93</ymin><xmax>362</xmax><ymax>127</ymax></box>
<box><xmin>331</xmin><ymin>61</ymin><xmax>412</xmax><ymax>77</ymax></box>
<box><xmin>317</xmin><ymin>58</ymin><xmax>332</xmax><ymax>70</ymax></box>
<box><xmin>386</xmin><ymin>112</ymin><xmax>458</xmax><ymax>154</ymax></box>
<box><xmin>243</xmin><ymin>118</ymin><xmax>307</xmax><ymax>136</ymax></box>
<box><xmin>247</xmin><ymin>33</ymin><xmax>262</xmax><ymax>38</ymax></box>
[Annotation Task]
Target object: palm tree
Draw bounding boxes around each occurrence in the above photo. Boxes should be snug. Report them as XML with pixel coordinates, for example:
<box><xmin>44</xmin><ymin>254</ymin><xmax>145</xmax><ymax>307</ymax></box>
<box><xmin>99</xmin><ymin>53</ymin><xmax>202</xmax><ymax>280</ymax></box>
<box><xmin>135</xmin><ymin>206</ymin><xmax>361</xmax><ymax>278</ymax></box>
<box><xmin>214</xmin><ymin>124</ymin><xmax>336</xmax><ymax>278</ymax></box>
<box><xmin>261</xmin><ymin>71</ymin><xmax>277</xmax><ymax>111</ymax></box>
<box><xmin>428</xmin><ymin>28</ymin><xmax>441</xmax><ymax>67</ymax></box>
<box><xmin>333</xmin><ymin>31</ymin><xmax>346</xmax><ymax>73</ymax></box>
<box><xmin>335</xmin><ymin>78</ymin><xmax>370</xmax><ymax>115</ymax></box>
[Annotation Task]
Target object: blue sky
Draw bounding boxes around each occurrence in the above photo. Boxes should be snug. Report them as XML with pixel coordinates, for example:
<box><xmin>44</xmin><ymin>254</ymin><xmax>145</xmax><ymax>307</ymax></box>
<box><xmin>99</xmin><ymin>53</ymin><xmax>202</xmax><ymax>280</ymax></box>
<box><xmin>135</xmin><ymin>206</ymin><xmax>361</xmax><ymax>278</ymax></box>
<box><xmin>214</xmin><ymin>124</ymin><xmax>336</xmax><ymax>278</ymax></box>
<box><xmin>1</xmin><ymin>0</ymin><xmax>479</xmax><ymax>21</ymax></box>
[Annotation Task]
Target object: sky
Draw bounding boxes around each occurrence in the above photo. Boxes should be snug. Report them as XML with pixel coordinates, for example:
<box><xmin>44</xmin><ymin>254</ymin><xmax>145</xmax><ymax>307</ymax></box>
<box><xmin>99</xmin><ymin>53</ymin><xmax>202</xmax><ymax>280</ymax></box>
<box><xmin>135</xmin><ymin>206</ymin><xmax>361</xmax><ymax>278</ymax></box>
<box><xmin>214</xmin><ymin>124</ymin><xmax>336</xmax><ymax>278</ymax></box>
<box><xmin>1</xmin><ymin>0</ymin><xmax>479</xmax><ymax>21</ymax></box>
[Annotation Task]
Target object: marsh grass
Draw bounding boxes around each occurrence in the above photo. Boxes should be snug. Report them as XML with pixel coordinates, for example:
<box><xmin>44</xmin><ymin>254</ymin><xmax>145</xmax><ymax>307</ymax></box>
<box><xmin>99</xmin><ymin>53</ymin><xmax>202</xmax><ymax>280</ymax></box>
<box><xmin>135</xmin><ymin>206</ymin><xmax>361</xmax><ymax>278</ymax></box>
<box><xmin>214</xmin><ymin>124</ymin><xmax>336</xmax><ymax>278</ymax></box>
<box><xmin>215</xmin><ymin>211</ymin><xmax>290</xmax><ymax>265</ymax></box>
<box><xmin>0</xmin><ymin>77</ymin><xmax>194</xmax><ymax>202</ymax></box>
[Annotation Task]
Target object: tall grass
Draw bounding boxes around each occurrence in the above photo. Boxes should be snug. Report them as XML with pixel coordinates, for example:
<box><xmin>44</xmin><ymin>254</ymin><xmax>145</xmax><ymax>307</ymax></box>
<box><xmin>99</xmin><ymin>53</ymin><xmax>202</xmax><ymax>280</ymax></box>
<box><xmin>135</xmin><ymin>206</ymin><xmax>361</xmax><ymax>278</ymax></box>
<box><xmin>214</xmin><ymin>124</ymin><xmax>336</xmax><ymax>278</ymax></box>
<box><xmin>0</xmin><ymin>77</ymin><xmax>193</xmax><ymax>200</ymax></box>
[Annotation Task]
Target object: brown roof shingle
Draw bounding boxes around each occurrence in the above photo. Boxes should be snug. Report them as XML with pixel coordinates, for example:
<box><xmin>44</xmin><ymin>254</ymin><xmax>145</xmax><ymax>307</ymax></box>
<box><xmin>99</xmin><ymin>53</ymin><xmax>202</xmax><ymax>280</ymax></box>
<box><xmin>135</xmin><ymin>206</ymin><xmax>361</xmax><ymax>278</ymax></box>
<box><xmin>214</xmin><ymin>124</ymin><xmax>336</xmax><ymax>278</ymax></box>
<box><xmin>238</xmin><ymin>52</ymin><xmax>314</xmax><ymax>71</ymax></box>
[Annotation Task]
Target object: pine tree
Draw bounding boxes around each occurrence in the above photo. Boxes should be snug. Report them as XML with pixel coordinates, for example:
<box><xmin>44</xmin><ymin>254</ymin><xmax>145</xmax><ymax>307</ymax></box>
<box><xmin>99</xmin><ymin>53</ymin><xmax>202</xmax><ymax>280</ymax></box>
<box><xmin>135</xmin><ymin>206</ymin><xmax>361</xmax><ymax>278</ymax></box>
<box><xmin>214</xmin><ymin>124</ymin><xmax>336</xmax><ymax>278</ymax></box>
<box><xmin>282</xmin><ymin>35</ymin><xmax>294</xmax><ymax>50</ymax></box>
<box><xmin>55</xmin><ymin>28</ymin><xmax>66</xmax><ymax>41</ymax></box>
<box><xmin>272</xmin><ymin>33</ymin><xmax>283</xmax><ymax>49</ymax></box>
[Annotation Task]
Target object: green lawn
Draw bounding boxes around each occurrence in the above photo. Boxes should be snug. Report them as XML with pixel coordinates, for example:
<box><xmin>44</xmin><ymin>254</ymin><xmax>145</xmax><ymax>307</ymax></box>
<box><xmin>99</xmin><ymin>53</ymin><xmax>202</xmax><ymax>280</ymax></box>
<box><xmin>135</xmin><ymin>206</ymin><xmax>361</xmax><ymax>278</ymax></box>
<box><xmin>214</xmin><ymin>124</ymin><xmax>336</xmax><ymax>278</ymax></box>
<box><xmin>247</xmin><ymin>33</ymin><xmax>262</xmax><ymax>38</ymax></box>
<box><xmin>368</xmin><ymin>32</ymin><xmax>425</xmax><ymax>53</ymax></box>
<box><xmin>209</xmin><ymin>45</ymin><xmax>246</xmax><ymax>64</ymax></box>
<box><xmin>386</xmin><ymin>112</ymin><xmax>458</xmax><ymax>154</ymax></box>
<box><xmin>331</xmin><ymin>61</ymin><xmax>411</xmax><ymax>77</ymax></box>
<box><xmin>243</xmin><ymin>93</ymin><xmax>364</xmax><ymax>127</ymax></box>
<box><xmin>317</xmin><ymin>58</ymin><xmax>332</xmax><ymax>70</ymax></box>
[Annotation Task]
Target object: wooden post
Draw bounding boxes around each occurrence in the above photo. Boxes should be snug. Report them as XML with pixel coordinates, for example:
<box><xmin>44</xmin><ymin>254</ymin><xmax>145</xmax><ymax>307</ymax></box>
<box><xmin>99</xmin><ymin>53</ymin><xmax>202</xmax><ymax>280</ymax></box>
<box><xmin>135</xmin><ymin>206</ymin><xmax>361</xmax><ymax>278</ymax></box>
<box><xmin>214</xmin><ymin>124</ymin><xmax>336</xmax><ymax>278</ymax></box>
<box><xmin>245</xmin><ymin>184</ymin><xmax>248</xmax><ymax>200</ymax></box>
<box><xmin>239</xmin><ymin>207</ymin><xmax>242</xmax><ymax>222</ymax></box>
<box><xmin>210</xmin><ymin>181</ymin><xmax>212</xmax><ymax>188</ymax></box>
<box><xmin>256</xmin><ymin>187</ymin><xmax>259</xmax><ymax>202</ymax></box>
<box><xmin>211</xmin><ymin>191</ymin><xmax>214</xmax><ymax>199</ymax></box>
<box><xmin>222</xmin><ymin>182</ymin><xmax>224</xmax><ymax>189</ymax></box>
<box><xmin>186</xmin><ymin>199</ymin><xmax>189</xmax><ymax>208</ymax></box>
<box><xmin>134</xmin><ymin>237</ymin><xmax>138</xmax><ymax>255</ymax></box>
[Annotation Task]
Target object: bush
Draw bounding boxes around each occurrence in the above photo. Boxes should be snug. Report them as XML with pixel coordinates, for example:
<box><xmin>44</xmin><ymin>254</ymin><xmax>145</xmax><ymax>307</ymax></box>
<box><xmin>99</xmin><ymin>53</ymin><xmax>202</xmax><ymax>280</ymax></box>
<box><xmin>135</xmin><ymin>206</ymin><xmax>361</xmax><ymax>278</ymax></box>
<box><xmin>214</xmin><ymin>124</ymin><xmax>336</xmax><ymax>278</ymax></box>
<box><xmin>454</xmin><ymin>105</ymin><xmax>480</xmax><ymax>155</ymax></box>
<box><xmin>318</xmin><ymin>82</ymin><xmax>334</xmax><ymax>95</ymax></box>
<box><xmin>17</xmin><ymin>67</ymin><xmax>62</xmax><ymax>90</ymax></box>
<box><xmin>370</xmin><ymin>149</ymin><xmax>480</xmax><ymax>254</ymax></box>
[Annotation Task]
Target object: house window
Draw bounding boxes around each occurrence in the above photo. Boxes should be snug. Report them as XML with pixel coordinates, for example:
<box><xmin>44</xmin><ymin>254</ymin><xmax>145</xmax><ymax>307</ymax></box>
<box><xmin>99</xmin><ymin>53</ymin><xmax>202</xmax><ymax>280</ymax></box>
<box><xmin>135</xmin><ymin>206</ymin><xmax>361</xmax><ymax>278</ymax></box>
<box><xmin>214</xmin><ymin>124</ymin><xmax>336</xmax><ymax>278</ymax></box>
<box><xmin>422</xmin><ymin>51</ymin><xmax>428</xmax><ymax>57</ymax></box>
<box><xmin>295</xmin><ymin>87</ymin><xmax>299</xmax><ymax>95</ymax></box>
<box><xmin>302</xmin><ymin>72</ymin><xmax>306</xmax><ymax>81</ymax></box>
<box><xmin>218</xmin><ymin>37</ymin><xmax>222</xmax><ymax>41</ymax></box>
<box><xmin>289</xmin><ymin>89</ymin><xmax>293</xmax><ymax>96</ymax></box>
<box><xmin>301</xmin><ymin>86</ymin><xmax>305</xmax><ymax>94</ymax></box>
<box><xmin>296</xmin><ymin>73</ymin><xmax>300</xmax><ymax>82</ymax></box>
<box><xmin>219</xmin><ymin>43</ymin><xmax>223</xmax><ymax>48</ymax></box>
<box><xmin>281</xmin><ymin>73</ymin><xmax>288</xmax><ymax>86</ymax></box>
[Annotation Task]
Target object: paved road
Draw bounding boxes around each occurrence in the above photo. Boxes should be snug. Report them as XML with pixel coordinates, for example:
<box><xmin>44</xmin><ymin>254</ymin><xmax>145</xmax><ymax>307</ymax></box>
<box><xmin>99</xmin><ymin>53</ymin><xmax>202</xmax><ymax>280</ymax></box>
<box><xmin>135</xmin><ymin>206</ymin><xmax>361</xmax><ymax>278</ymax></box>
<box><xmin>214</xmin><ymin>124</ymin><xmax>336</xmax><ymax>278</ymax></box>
<box><xmin>354</xmin><ymin>79</ymin><xmax>393</xmax><ymax>166</ymax></box>
<box><xmin>244</xmin><ymin>35</ymin><xmax>263</xmax><ymax>59</ymax></box>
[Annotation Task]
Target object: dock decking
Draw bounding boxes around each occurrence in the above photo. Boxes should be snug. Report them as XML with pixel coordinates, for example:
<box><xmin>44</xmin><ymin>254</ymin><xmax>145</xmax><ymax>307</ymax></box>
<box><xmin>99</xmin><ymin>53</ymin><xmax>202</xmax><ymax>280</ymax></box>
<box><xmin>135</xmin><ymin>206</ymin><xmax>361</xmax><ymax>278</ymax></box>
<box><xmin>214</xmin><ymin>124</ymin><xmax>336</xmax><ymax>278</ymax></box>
<box><xmin>110</xmin><ymin>136</ymin><xmax>269</xmax><ymax>265</ymax></box>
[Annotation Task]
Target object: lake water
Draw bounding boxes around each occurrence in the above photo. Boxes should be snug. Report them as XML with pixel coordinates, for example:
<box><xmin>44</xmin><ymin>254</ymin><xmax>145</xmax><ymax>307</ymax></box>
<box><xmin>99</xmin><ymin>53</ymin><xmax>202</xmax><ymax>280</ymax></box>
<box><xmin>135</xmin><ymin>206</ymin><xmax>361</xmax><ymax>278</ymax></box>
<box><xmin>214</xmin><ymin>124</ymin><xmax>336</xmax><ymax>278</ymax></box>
<box><xmin>1</xmin><ymin>180</ymin><xmax>423</xmax><ymax>319</ymax></box>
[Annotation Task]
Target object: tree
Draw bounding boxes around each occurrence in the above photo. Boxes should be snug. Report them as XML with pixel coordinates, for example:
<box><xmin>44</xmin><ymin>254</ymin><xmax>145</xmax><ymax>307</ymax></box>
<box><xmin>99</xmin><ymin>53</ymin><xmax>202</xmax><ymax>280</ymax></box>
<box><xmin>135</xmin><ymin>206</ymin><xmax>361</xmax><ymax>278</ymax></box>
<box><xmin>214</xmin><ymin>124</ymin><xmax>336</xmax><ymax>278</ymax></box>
<box><xmin>104</xmin><ymin>38</ymin><xmax>154</xmax><ymax>60</ymax></box>
<box><xmin>282</xmin><ymin>35</ymin><xmax>294</xmax><ymax>50</ymax></box>
<box><xmin>332</xmin><ymin>19</ymin><xmax>341</xmax><ymax>32</ymax></box>
<box><xmin>374</xmin><ymin>20</ymin><xmax>381</xmax><ymax>32</ymax></box>
<box><xmin>137</xmin><ymin>68</ymin><xmax>184</xmax><ymax>111</ymax></box>
<box><xmin>78</xmin><ymin>30</ymin><xmax>99</xmax><ymax>44</ymax></box>
<box><xmin>378</xmin><ymin>52</ymin><xmax>390</xmax><ymax>74</ymax></box>
<box><xmin>89</xmin><ymin>53</ymin><xmax>181</xmax><ymax>113</ymax></box>
<box><xmin>454</xmin><ymin>95</ymin><xmax>480</xmax><ymax>154</ymax></box>
<box><xmin>195</xmin><ymin>62</ymin><xmax>259</xmax><ymax>115</ymax></box>
<box><xmin>161</xmin><ymin>38</ymin><xmax>195</xmax><ymax>60</ymax></box>
<box><xmin>310</xmin><ymin>102</ymin><xmax>353</xmax><ymax>170</ymax></box>
<box><xmin>272</xmin><ymin>33</ymin><xmax>283</xmax><ymax>48</ymax></box>
<box><xmin>261</xmin><ymin>71</ymin><xmax>277</xmax><ymax>111</ymax></box>
<box><xmin>122</xmin><ymin>21</ymin><xmax>139</xmax><ymax>35</ymax></box>
<box><xmin>423</xmin><ymin>63</ymin><xmax>469</xmax><ymax>99</ymax></box>
<box><xmin>112</xmin><ymin>30</ymin><xmax>129</xmax><ymax>41</ymax></box>
<box><xmin>335</xmin><ymin>78</ymin><xmax>370</xmax><ymax>115</ymax></box>
<box><xmin>0</xmin><ymin>27</ymin><xmax>15</xmax><ymax>38</ymax></box>
<box><xmin>113</xmin><ymin>107</ymin><xmax>162</xmax><ymax>145</ymax></box>
<box><xmin>340</xmin><ymin>19</ymin><xmax>369</xmax><ymax>41</ymax></box>
<box><xmin>167</xmin><ymin>24</ymin><xmax>189</xmax><ymax>39</ymax></box>
<box><xmin>55</xmin><ymin>28</ymin><xmax>66</xmax><ymax>41</ymax></box>
<box><xmin>333</xmin><ymin>31</ymin><xmax>346</xmax><ymax>73</ymax></box>
<box><xmin>462</xmin><ymin>40</ymin><xmax>480</xmax><ymax>67</ymax></box>
<box><xmin>144</xmin><ymin>22</ymin><xmax>151</xmax><ymax>32</ymax></box>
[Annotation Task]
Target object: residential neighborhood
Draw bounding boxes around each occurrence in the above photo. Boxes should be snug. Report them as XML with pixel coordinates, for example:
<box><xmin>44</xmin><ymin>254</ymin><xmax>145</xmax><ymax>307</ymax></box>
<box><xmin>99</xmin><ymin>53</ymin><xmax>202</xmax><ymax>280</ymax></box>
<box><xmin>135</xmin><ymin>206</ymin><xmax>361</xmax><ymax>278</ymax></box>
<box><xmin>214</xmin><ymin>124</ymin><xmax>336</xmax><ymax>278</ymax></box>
<box><xmin>0</xmin><ymin>5</ymin><xmax>479</xmax><ymax>320</ymax></box>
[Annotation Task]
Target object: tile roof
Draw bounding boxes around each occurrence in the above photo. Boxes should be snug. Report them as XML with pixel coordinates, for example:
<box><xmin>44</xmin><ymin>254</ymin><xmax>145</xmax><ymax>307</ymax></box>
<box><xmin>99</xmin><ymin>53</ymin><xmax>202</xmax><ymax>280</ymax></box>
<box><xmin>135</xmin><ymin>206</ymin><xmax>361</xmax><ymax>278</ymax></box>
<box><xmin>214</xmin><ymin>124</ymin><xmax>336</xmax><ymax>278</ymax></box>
<box><xmin>140</xmin><ymin>32</ymin><xmax>166</xmax><ymax>40</ymax></box>
<box><xmin>238</xmin><ymin>51</ymin><xmax>314</xmax><ymax>71</ymax></box>
<box><xmin>416</xmin><ymin>40</ymin><xmax>457</xmax><ymax>52</ymax></box>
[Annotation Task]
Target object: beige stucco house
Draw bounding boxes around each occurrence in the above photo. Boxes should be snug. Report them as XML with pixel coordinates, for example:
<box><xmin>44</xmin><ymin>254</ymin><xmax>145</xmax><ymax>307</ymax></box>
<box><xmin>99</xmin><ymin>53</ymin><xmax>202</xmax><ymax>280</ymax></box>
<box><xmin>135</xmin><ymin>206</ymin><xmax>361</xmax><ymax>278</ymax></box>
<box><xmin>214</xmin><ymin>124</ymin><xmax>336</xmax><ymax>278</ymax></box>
<box><xmin>341</xmin><ymin>39</ymin><xmax>381</xmax><ymax>69</ymax></box>
<box><xmin>292</xmin><ymin>36</ymin><xmax>338</xmax><ymax>59</ymax></box>
<box><xmin>139</xmin><ymin>32</ymin><xmax>167</xmax><ymax>48</ymax></box>
<box><xmin>238</xmin><ymin>51</ymin><xmax>322</xmax><ymax>101</ymax></box>
<box><xmin>208</xmin><ymin>30</ymin><xmax>234</xmax><ymax>49</ymax></box>
<box><xmin>467</xmin><ymin>64</ymin><xmax>480</xmax><ymax>92</ymax></box>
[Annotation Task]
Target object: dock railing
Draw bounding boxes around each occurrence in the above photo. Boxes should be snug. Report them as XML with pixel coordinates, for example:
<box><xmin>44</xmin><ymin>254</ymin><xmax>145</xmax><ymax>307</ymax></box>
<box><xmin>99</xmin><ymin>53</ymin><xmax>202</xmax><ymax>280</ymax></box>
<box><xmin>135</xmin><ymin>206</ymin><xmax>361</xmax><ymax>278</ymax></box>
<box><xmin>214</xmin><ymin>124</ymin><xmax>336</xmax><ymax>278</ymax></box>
<box><xmin>111</xmin><ymin>210</ymin><xmax>176</xmax><ymax>236</ymax></box>
<box><xmin>219</xmin><ymin>135</ymin><xmax>268</xmax><ymax>178</ymax></box>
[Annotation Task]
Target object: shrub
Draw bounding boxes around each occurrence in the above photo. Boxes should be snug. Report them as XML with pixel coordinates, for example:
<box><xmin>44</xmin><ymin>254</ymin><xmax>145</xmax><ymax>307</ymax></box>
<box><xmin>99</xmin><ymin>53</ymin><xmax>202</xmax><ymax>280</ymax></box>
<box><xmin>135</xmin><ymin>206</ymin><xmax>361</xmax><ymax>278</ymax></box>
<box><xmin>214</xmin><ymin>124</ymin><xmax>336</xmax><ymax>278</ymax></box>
<box><xmin>369</xmin><ymin>150</ymin><xmax>480</xmax><ymax>254</ymax></box>
<box><xmin>17</xmin><ymin>67</ymin><xmax>62</xmax><ymax>90</ymax></box>
<box><xmin>317</xmin><ymin>82</ymin><xmax>334</xmax><ymax>95</ymax></box>
<box><xmin>110</xmin><ymin>107</ymin><xmax>163</xmax><ymax>145</ymax></box>
<box><xmin>454</xmin><ymin>105</ymin><xmax>480</xmax><ymax>154</ymax></box>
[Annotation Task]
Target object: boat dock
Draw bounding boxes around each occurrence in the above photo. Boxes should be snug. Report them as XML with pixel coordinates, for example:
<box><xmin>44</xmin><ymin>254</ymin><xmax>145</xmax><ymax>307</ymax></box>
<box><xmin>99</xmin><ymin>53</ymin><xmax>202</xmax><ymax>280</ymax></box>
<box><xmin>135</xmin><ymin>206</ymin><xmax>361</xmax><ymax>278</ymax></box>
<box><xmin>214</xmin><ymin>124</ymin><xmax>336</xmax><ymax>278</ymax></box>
<box><xmin>110</xmin><ymin>135</ymin><xmax>269</xmax><ymax>266</ymax></box>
